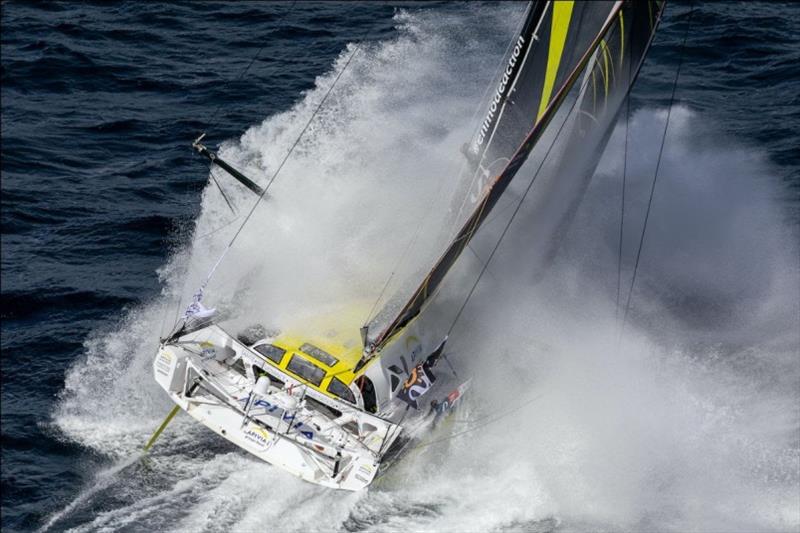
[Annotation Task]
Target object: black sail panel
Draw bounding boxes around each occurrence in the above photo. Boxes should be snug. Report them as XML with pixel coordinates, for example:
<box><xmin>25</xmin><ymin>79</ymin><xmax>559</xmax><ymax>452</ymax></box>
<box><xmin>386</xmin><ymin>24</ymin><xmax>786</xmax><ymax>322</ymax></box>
<box><xmin>495</xmin><ymin>1</ymin><xmax>668</xmax><ymax>284</ymax></box>
<box><xmin>463</xmin><ymin>2</ymin><xmax>618</xmax><ymax>205</ymax></box>
<box><xmin>365</xmin><ymin>1</ymin><xmax>665</xmax><ymax>356</ymax></box>
<box><xmin>465</xmin><ymin>1</ymin><xmax>546</xmax><ymax>164</ymax></box>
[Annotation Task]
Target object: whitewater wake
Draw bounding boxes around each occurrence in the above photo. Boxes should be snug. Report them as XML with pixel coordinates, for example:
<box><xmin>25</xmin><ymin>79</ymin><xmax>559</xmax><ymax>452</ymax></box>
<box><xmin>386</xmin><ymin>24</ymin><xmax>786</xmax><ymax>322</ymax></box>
<box><xmin>48</xmin><ymin>6</ymin><xmax>798</xmax><ymax>533</ymax></box>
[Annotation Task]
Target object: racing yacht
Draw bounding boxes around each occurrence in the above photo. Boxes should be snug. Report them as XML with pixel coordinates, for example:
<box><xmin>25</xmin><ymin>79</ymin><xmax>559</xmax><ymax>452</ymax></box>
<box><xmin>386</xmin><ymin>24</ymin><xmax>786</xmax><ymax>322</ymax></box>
<box><xmin>154</xmin><ymin>302</ymin><xmax>464</xmax><ymax>489</ymax></box>
<box><xmin>153</xmin><ymin>0</ymin><xmax>665</xmax><ymax>490</ymax></box>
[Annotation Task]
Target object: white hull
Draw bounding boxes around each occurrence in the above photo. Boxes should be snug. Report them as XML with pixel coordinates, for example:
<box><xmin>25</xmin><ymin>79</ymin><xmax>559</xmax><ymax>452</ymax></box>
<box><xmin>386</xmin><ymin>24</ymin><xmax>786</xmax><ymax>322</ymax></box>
<box><xmin>153</xmin><ymin>325</ymin><xmax>466</xmax><ymax>490</ymax></box>
<box><xmin>174</xmin><ymin>391</ymin><xmax>379</xmax><ymax>490</ymax></box>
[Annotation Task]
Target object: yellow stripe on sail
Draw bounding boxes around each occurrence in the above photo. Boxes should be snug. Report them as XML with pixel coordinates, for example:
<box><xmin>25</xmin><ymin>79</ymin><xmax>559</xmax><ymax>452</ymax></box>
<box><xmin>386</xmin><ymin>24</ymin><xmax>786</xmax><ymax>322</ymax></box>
<box><xmin>536</xmin><ymin>0</ymin><xmax>575</xmax><ymax>121</ymax></box>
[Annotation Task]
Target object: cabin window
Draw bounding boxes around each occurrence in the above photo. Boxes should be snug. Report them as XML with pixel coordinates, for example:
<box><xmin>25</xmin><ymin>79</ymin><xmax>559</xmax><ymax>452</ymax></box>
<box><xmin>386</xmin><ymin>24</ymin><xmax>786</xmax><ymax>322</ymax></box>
<box><xmin>286</xmin><ymin>355</ymin><xmax>325</xmax><ymax>386</ymax></box>
<box><xmin>299</xmin><ymin>343</ymin><xmax>338</xmax><ymax>367</ymax></box>
<box><xmin>357</xmin><ymin>376</ymin><xmax>378</xmax><ymax>413</ymax></box>
<box><xmin>327</xmin><ymin>377</ymin><xmax>356</xmax><ymax>404</ymax></box>
<box><xmin>254</xmin><ymin>343</ymin><xmax>286</xmax><ymax>364</ymax></box>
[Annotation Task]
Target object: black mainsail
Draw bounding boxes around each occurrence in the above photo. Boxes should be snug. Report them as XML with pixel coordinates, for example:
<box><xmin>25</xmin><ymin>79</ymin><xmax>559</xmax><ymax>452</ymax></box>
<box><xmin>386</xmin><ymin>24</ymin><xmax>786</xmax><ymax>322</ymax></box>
<box><xmin>361</xmin><ymin>0</ymin><xmax>666</xmax><ymax>360</ymax></box>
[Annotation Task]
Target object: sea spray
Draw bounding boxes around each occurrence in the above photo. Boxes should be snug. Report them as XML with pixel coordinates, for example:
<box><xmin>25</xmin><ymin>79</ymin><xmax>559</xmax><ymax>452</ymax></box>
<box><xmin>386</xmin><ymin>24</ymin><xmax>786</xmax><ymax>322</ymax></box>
<box><xmin>46</xmin><ymin>6</ymin><xmax>799</xmax><ymax>532</ymax></box>
<box><xmin>443</xmin><ymin>106</ymin><xmax>800</xmax><ymax>532</ymax></box>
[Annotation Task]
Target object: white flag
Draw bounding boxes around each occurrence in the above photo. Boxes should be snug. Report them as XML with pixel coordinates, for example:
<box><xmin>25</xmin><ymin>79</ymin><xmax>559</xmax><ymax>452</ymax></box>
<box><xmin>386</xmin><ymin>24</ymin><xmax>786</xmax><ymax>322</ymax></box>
<box><xmin>183</xmin><ymin>288</ymin><xmax>216</xmax><ymax>320</ymax></box>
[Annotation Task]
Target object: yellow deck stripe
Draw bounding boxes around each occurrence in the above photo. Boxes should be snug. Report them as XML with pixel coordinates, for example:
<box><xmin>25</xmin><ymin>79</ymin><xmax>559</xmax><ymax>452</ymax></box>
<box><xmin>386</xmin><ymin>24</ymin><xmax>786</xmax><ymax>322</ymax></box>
<box><xmin>536</xmin><ymin>1</ymin><xmax>575</xmax><ymax>121</ymax></box>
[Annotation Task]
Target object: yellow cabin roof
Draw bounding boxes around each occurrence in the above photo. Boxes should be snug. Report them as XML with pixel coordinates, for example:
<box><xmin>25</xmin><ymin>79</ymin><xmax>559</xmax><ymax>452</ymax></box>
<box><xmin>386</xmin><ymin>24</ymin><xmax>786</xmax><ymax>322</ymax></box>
<box><xmin>253</xmin><ymin>303</ymin><xmax>373</xmax><ymax>403</ymax></box>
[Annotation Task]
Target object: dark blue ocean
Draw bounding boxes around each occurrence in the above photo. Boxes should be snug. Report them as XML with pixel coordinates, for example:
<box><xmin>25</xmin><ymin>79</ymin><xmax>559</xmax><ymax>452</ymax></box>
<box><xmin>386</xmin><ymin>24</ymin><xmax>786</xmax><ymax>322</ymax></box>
<box><xmin>2</xmin><ymin>2</ymin><xmax>799</xmax><ymax>532</ymax></box>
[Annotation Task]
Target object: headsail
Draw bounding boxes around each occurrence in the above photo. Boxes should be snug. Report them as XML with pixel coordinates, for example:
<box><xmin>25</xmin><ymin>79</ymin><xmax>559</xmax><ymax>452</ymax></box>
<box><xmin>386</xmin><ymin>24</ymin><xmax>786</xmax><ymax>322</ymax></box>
<box><xmin>362</xmin><ymin>0</ymin><xmax>665</xmax><ymax>359</ymax></box>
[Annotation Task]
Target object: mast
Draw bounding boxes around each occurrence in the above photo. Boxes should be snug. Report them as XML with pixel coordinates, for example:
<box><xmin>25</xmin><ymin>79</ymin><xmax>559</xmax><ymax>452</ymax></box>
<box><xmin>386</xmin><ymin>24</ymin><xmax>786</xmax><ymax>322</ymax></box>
<box><xmin>360</xmin><ymin>1</ymin><xmax>664</xmax><ymax>365</ymax></box>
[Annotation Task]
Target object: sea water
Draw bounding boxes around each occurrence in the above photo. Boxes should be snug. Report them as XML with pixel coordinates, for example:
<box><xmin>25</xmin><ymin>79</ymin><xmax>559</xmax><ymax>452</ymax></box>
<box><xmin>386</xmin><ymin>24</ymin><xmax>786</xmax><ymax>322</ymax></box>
<box><xmin>2</xmin><ymin>2</ymin><xmax>798</xmax><ymax>531</ymax></box>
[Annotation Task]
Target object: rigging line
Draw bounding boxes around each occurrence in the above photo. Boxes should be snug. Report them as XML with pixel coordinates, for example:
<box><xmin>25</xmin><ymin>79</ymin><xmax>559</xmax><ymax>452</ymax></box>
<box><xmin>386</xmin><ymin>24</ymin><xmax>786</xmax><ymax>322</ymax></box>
<box><xmin>364</xmin><ymin>164</ymin><xmax>461</xmax><ymax>327</ymax></box>
<box><xmin>198</xmin><ymin>43</ymin><xmax>362</xmax><ymax>294</ymax></box>
<box><xmin>615</xmin><ymin>108</ymin><xmax>629</xmax><ymax>323</ymax></box>
<box><xmin>446</xmin><ymin>51</ymin><xmax>595</xmax><ymax>339</ymax></box>
<box><xmin>209</xmin><ymin>168</ymin><xmax>236</xmax><ymax>215</ymax></box>
<box><xmin>363</xmin><ymin>35</ymin><xmax>512</xmax><ymax>328</ymax></box>
<box><xmin>476</xmin><ymin>190</ymin><xmax>523</xmax><ymax>234</ymax></box>
<box><xmin>363</xmin><ymin>166</ymin><xmax>460</xmax><ymax>327</ymax></box>
<box><xmin>175</xmin><ymin>43</ymin><xmax>360</xmax><ymax>324</ymax></box>
<box><xmin>412</xmin><ymin>393</ymin><xmax>543</xmax><ymax>452</ymax></box>
<box><xmin>157</xmin><ymin>287</ymin><xmax>176</xmax><ymax>343</ymax></box>
<box><xmin>171</xmin><ymin>159</ymin><xmax>211</xmax><ymax>324</ymax></box>
<box><xmin>620</xmin><ymin>2</ymin><xmax>694</xmax><ymax>337</ymax></box>
<box><xmin>336</xmin><ymin>2</ymin><xmax>529</xmax><ymax>329</ymax></box>
<box><xmin>450</xmin><ymin>1</ymin><xmax>551</xmax><ymax>240</ymax></box>
<box><xmin>361</xmin><ymin>6</ymin><xmax>529</xmax><ymax>328</ymax></box>
<box><xmin>194</xmin><ymin>215</ymin><xmax>244</xmax><ymax>242</ymax></box>
<box><xmin>227</xmin><ymin>44</ymin><xmax>361</xmax><ymax>249</ymax></box>
<box><xmin>466</xmin><ymin>245</ymin><xmax>497</xmax><ymax>281</ymax></box>
<box><xmin>363</xmin><ymin>175</ymin><xmax>455</xmax><ymax>326</ymax></box>
<box><xmin>449</xmin><ymin>4</ymin><xmax>534</xmax><ymax>239</ymax></box>
<box><xmin>377</xmin><ymin>405</ymin><xmax>411</xmax><ymax>458</ymax></box>
<box><xmin>363</xmin><ymin>271</ymin><xmax>396</xmax><ymax>327</ymax></box>
<box><xmin>365</xmin><ymin>144</ymin><xmax>474</xmax><ymax>327</ymax></box>
<box><xmin>615</xmin><ymin>14</ymin><xmax>634</xmax><ymax>327</ymax></box>
<box><xmin>368</xmin><ymin>3</ymin><xmax>631</xmax><ymax>353</ymax></box>
<box><xmin>204</xmin><ymin>0</ymin><xmax>298</xmax><ymax>134</ymax></box>
<box><xmin>173</xmin><ymin>293</ymin><xmax>185</xmax><ymax>327</ymax></box>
